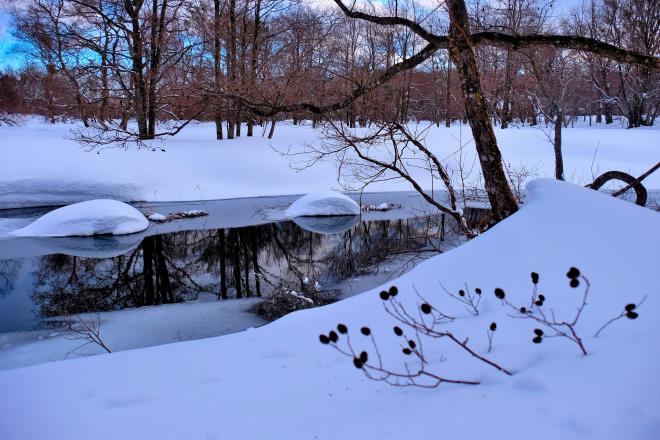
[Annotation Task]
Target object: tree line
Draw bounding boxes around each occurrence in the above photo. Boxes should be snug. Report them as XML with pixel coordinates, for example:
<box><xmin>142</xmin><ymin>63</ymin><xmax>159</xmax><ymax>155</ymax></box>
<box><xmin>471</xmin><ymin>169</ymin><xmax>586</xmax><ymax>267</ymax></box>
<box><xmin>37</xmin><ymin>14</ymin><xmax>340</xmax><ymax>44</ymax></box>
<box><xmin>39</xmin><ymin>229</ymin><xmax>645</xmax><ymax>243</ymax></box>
<box><xmin>2</xmin><ymin>0</ymin><xmax>657</xmax><ymax>131</ymax></box>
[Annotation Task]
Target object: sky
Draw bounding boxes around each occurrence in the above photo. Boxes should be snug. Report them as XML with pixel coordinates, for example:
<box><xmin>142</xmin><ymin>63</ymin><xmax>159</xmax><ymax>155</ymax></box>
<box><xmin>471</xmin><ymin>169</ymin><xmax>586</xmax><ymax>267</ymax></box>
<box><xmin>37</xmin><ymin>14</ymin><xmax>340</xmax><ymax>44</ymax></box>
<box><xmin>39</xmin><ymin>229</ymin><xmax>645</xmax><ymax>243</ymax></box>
<box><xmin>0</xmin><ymin>0</ymin><xmax>584</xmax><ymax>71</ymax></box>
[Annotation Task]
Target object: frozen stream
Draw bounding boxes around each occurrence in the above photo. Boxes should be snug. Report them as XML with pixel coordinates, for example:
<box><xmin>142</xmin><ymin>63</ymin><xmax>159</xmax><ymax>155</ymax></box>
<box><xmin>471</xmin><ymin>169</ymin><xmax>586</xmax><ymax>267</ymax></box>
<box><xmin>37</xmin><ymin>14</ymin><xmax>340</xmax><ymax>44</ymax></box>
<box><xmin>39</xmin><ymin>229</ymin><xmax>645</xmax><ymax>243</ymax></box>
<box><xmin>0</xmin><ymin>192</ymin><xmax>464</xmax><ymax>369</ymax></box>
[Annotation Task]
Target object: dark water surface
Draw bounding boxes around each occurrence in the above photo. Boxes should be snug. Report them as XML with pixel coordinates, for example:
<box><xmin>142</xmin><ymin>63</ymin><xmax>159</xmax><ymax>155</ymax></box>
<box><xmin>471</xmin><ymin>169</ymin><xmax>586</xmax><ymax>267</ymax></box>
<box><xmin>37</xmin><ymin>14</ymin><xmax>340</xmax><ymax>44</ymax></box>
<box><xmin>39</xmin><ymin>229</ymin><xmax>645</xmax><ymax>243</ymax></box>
<box><xmin>0</xmin><ymin>193</ymin><xmax>460</xmax><ymax>334</ymax></box>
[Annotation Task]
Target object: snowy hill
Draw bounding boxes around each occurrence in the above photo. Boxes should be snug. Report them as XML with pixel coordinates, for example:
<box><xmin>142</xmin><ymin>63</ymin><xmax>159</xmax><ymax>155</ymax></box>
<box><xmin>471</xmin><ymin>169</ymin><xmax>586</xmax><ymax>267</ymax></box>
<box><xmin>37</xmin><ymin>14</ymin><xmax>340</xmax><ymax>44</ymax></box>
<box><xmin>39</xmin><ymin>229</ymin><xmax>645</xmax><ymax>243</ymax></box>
<box><xmin>0</xmin><ymin>179</ymin><xmax>658</xmax><ymax>440</ymax></box>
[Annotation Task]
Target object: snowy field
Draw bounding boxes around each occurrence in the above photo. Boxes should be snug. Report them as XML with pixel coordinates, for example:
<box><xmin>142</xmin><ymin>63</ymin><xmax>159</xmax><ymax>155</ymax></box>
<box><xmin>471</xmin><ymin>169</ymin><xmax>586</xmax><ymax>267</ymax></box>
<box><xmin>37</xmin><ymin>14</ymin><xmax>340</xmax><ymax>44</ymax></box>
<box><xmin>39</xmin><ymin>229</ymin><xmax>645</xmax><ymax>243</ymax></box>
<box><xmin>0</xmin><ymin>179</ymin><xmax>658</xmax><ymax>440</ymax></box>
<box><xmin>0</xmin><ymin>117</ymin><xmax>658</xmax><ymax>209</ymax></box>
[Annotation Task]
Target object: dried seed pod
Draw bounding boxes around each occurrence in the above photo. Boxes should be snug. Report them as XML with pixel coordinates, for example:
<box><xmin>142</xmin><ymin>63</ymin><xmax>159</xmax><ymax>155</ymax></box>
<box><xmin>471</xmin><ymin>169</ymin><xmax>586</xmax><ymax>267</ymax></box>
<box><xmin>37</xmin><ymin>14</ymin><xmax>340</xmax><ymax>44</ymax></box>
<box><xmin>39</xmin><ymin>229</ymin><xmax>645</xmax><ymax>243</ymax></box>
<box><xmin>567</xmin><ymin>267</ymin><xmax>580</xmax><ymax>279</ymax></box>
<box><xmin>359</xmin><ymin>351</ymin><xmax>368</xmax><ymax>363</ymax></box>
<box><xmin>388</xmin><ymin>286</ymin><xmax>398</xmax><ymax>297</ymax></box>
<box><xmin>531</xmin><ymin>272</ymin><xmax>539</xmax><ymax>284</ymax></box>
<box><xmin>337</xmin><ymin>324</ymin><xmax>348</xmax><ymax>334</ymax></box>
<box><xmin>402</xmin><ymin>348</ymin><xmax>412</xmax><ymax>355</ymax></box>
<box><xmin>379</xmin><ymin>290</ymin><xmax>390</xmax><ymax>300</ymax></box>
<box><xmin>535</xmin><ymin>300</ymin><xmax>544</xmax><ymax>307</ymax></box>
<box><xmin>475</xmin><ymin>288</ymin><xmax>482</xmax><ymax>295</ymax></box>
<box><xmin>532</xmin><ymin>336</ymin><xmax>543</xmax><ymax>344</ymax></box>
<box><xmin>519</xmin><ymin>307</ymin><xmax>527</xmax><ymax>314</ymax></box>
<box><xmin>360</xmin><ymin>327</ymin><xmax>371</xmax><ymax>336</ymax></box>
<box><xmin>393</xmin><ymin>326</ymin><xmax>403</xmax><ymax>336</ymax></box>
<box><xmin>538</xmin><ymin>294</ymin><xmax>545</xmax><ymax>302</ymax></box>
<box><xmin>625</xmin><ymin>303</ymin><xmax>636</xmax><ymax>312</ymax></box>
<box><xmin>319</xmin><ymin>334</ymin><xmax>330</xmax><ymax>344</ymax></box>
<box><xmin>626</xmin><ymin>311</ymin><xmax>639</xmax><ymax>319</ymax></box>
<box><xmin>353</xmin><ymin>358</ymin><xmax>363</xmax><ymax>369</ymax></box>
<box><xmin>570</xmin><ymin>278</ymin><xmax>580</xmax><ymax>288</ymax></box>
<box><xmin>459</xmin><ymin>289</ymin><xmax>465</xmax><ymax>297</ymax></box>
<box><xmin>408</xmin><ymin>340</ymin><xmax>416</xmax><ymax>349</ymax></box>
<box><xmin>489</xmin><ymin>322</ymin><xmax>497</xmax><ymax>331</ymax></box>
<box><xmin>494</xmin><ymin>288</ymin><xmax>506</xmax><ymax>299</ymax></box>
<box><xmin>329</xmin><ymin>331</ymin><xmax>338</xmax><ymax>342</ymax></box>
<box><xmin>534</xmin><ymin>328</ymin><xmax>544</xmax><ymax>336</ymax></box>
<box><xmin>420</xmin><ymin>303</ymin><xmax>432</xmax><ymax>314</ymax></box>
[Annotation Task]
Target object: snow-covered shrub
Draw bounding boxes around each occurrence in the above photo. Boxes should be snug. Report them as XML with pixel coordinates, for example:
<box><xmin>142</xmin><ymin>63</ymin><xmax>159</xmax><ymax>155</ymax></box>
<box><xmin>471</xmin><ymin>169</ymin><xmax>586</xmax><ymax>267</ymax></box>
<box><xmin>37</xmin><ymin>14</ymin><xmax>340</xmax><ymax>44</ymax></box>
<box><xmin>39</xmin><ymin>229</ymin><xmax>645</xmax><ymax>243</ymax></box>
<box><xmin>252</xmin><ymin>288</ymin><xmax>335</xmax><ymax>321</ymax></box>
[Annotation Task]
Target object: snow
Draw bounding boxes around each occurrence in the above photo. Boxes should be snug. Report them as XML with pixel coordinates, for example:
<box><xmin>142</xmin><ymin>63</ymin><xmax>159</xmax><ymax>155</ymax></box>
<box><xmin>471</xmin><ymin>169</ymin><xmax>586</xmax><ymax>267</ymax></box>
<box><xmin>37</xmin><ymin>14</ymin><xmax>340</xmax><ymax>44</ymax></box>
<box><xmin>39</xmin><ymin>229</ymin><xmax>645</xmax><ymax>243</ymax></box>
<box><xmin>285</xmin><ymin>191</ymin><xmax>361</xmax><ymax>217</ymax></box>
<box><xmin>362</xmin><ymin>202</ymin><xmax>395</xmax><ymax>211</ymax></box>
<box><xmin>148</xmin><ymin>213</ymin><xmax>166</xmax><ymax>221</ymax></box>
<box><xmin>181</xmin><ymin>209</ymin><xmax>207</xmax><ymax>216</ymax></box>
<box><xmin>1</xmin><ymin>179</ymin><xmax>658</xmax><ymax>440</ymax></box>
<box><xmin>288</xmin><ymin>290</ymin><xmax>314</xmax><ymax>304</ymax></box>
<box><xmin>9</xmin><ymin>200</ymin><xmax>149</xmax><ymax>237</ymax></box>
<box><xmin>1</xmin><ymin>118</ymin><xmax>657</xmax><ymax>209</ymax></box>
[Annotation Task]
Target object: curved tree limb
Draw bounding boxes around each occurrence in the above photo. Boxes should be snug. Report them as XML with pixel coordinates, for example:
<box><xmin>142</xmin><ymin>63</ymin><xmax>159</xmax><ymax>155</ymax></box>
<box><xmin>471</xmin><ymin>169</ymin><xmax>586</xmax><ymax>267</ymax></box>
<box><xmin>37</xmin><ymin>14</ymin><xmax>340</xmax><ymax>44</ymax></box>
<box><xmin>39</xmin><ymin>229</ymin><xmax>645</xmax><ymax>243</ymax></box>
<box><xmin>586</xmin><ymin>164</ymin><xmax>659</xmax><ymax>206</ymax></box>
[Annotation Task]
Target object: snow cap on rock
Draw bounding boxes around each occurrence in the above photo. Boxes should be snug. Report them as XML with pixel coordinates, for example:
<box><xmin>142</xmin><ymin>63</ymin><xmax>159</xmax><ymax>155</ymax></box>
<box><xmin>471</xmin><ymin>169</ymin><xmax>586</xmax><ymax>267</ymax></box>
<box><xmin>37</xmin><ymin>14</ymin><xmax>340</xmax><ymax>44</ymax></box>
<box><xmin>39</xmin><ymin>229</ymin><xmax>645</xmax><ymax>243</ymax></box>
<box><xmin>285</xmin><ymin>191</ymin><xmax>360</xmax><ymax>217</ymax></box>
<box><xmin>10</xmin><ymin>199</ymin><xmax>149</xmax><ymax>237</ymax></box>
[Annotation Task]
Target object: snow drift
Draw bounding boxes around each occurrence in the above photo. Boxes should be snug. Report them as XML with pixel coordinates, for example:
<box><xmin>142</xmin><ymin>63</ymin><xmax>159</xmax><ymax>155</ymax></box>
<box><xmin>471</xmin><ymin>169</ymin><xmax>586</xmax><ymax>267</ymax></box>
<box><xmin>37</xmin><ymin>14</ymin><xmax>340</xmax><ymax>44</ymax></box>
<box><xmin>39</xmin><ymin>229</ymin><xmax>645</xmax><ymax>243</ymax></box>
<box><xmin>10</xmin><ymin>200</ymin><xmax>149</xmax><ymax>237</ymax></box>
<box><xmin>285</xmin><ymin>191</ymin><xmax>360</xmax><ymax>217</ymax></box>
<box><xmin>0</xmin><ymin>180</ymin><xmax>658</xmax><ymax>440</ymax></box>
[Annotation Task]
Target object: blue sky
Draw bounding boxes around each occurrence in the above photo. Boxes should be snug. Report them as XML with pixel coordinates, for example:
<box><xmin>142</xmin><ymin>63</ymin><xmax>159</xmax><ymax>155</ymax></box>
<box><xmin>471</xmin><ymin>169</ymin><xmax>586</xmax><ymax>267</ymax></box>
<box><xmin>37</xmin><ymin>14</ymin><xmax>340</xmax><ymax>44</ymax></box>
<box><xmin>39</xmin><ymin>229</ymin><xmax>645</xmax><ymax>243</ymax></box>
<box><xmin>0</xmin><ymin>8</ymin><xmax>24</xmax><ymax>71</ymax></box>
<box><xmin>0</xmin><ymin>0</ymin><xmax>584</xmax><ymax>71</ymax></box>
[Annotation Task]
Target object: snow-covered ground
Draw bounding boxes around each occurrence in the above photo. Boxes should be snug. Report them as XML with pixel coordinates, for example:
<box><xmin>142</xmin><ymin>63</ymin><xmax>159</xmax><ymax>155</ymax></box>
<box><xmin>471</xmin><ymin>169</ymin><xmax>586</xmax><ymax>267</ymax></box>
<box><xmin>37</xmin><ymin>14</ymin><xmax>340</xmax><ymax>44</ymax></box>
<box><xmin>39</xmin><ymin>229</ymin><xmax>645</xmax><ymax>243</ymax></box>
<box><xmin>1</xmin><ymin>179</ymin><xmax>658</xmax><ymax>440</ymax></box>
<box><xmin>1</xmin><ymin>117</ymin><xmax>658</xmax><ymax>209</ymax></box>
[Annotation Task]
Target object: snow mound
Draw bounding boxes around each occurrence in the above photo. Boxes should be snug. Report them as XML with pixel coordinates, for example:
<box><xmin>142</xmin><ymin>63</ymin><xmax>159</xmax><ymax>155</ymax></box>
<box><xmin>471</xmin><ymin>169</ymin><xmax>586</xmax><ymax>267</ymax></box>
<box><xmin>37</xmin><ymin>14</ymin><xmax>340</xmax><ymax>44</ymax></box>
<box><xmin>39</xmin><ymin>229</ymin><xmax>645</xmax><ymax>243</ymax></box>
<box><xmin>285</xmin><ymin>191</ymin><xmax>360</xmax><ymax>217</ymax></box>
<box><xmin>9</xmin><ymin>200</ymin><xmax>149</xmax><ymax>237</ymax></box>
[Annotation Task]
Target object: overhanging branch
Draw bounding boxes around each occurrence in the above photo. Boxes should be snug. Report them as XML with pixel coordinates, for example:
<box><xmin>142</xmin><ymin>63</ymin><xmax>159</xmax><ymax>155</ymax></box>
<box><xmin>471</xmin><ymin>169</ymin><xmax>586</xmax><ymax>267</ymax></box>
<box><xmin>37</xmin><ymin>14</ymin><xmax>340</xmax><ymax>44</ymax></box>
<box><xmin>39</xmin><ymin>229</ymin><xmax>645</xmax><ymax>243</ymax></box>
<box><xmin>332</xmin><ymin>0</ymin><xmax>659</xmax><ymax>70</ymax></box>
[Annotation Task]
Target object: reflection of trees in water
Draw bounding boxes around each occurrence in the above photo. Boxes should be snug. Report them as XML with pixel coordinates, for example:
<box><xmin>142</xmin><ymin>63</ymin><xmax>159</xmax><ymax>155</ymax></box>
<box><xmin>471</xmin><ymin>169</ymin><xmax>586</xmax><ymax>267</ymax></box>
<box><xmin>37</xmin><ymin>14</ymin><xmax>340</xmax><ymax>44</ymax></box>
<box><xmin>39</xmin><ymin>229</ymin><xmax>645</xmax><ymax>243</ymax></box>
<box><xmin>0</xmin><ymin>260</ymin><xmax>22</xmax><ymax>297</ymax></box>
<box><xmin>28</xmin><ymin>216</ymin><xmax>456</xmax><ymax>317</ymax></box>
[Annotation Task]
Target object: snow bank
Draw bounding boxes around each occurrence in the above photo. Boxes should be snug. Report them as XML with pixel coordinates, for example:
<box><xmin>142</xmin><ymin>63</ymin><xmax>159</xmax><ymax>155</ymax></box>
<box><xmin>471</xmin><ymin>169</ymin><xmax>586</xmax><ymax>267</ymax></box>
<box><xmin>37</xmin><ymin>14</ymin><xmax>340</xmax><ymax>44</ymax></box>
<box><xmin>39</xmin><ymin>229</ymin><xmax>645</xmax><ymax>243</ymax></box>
<box><xmin>0</xmin><ymin>180</ymin><xmax>658</xmax><ymax>440</ymax></box>
<box><xmin>285</xmin><ymin>191</ymin><xmax>360</xmax><ymax>217</ymax></box>
<box><xmin>10</xmin><ymin>200</ymin><xmax>149</xmax><ymax>237</ymax></box>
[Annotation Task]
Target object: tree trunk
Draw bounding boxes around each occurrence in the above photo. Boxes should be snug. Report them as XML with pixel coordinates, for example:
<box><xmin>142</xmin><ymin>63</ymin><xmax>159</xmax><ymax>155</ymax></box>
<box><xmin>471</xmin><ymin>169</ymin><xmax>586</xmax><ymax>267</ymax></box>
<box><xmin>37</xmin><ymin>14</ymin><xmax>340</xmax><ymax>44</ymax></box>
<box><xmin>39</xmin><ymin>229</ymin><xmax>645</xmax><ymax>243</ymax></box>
<box><xmin>247</xmin><ymin>0</ymin><xmax>261</xmax><ymax>138</ymax></box>
<box><xmin>445</xmin><ymin>60</ymin><xmax>452</xmax><ymax>128</ymax></box>
<box><xmin>445</xmin><ymin>0</ymin><xmax>518</xmax><ymax>222</ymax></box>
<box><xmin>268</xmin><ymin>117</ymin><xmax>276</xmax><ymax>139</ymax></box>
<box><xmin>213</xmin><ymin>0</ymin><xmax>223</xmax><ymax>140</ymax></box>
<box><xmin>126</xmin><ymin>1</ymin><xmax>150</xmax><ymax>139</ymax></box>
<box><xmin>553</xmin><ymin>109</ymin><xmax>564</xmax><ymax>180</ymax></box>
<box><xmin>227</xmin><ymin>0</ymin><xmax>237</xmax><ymax>140</ymax></box>
<box><xmin>500</xmin><ymin>51</ymin><xmax>513</xmax><ymax>129</ymax></box>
